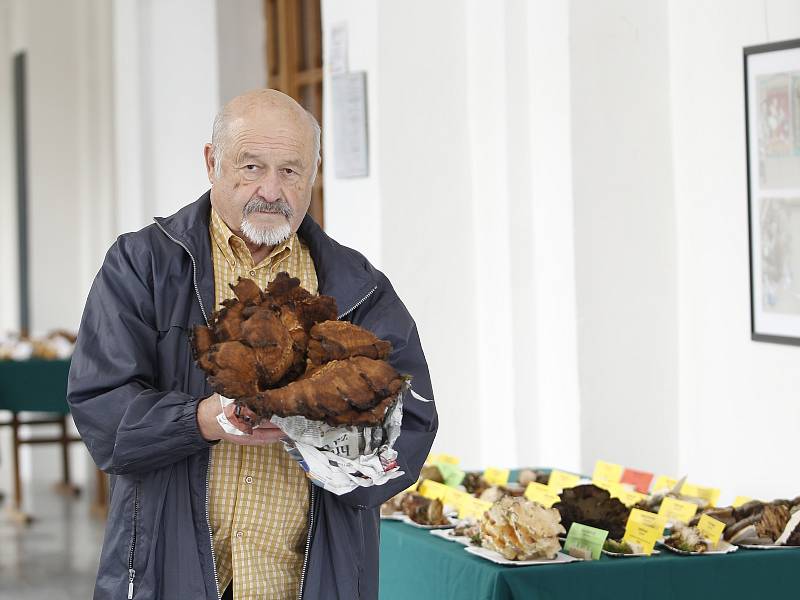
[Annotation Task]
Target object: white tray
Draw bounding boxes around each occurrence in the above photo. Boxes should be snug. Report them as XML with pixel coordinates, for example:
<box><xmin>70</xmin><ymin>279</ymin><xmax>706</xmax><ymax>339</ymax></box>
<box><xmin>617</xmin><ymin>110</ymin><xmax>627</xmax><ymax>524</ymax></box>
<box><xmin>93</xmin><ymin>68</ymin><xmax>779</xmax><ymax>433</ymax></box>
<box><xmin>400</xmin><ymin>515</ymin><xmax>455</xmax><ymax>530</ymax></box>
<box><xmin>660</xmin><ymin>540</ymin><xmax>738</xmax><ymax>555</ymax></box>
<box><xmin>602</xmin><ymin>548</ymin><xmax>661</xmax><ymax>558</ymax></box>
<box><xmin>465</xmin><ymin>546</ymin><xmax>578</xmax><ymax>566</ymax></box>
<box><xmin>737</xmin><ymin>543</ymin><xmax>800</xmax><ymax>550</ymax></box>
<box><xmin>379</xmin><ymin>512</ymin><xmax>406</xmax><ymax>521</ymax></box>
<box><xmin>429</xmin><ymin>528</ymin><xmax>472</xmax><ymax>546</ymax></box>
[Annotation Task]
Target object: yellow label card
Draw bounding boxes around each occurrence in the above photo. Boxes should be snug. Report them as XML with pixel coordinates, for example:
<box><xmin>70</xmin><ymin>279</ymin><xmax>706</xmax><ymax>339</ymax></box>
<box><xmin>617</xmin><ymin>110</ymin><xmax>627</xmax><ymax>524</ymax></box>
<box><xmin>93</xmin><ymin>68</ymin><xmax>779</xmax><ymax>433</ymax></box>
<box><xmin>458</xmin><ymin>497</ymin><xmax>493</xmax><ymax>520</ymax></box>
<box><xmin>418</xmin><ymin>479</ymin><xmax>450</xmax><ymax>501</ymax></box>
<box><xmin>733</xmin><ymin>495</ymin><xmax>753</xmax><ymax>508</ymax></box>
<box><xmin>697</xmin><ymin>514</ymin><xmax>726</xmax><ymax>546</ymax></box>
<box><xmin>680</xmin><ymin>483</ymin><xmax>721</xmax><ymax>508</ymax></box>
<box><xmin>623</xmin><ymin>523</ymin><xmax>660</xmax><ymax>555</ymax></box>
<box><xmin>548</xmin><ymin>470</ymin><xmax>581</xmax><ymax>491</ymax></box>
<box><xmin>616</xmin><ymin>489</ymin><xmax>648</xmax><ymax>507</ymax></box>
<box><xmin>593</xmin><ymin>460</ymin><xmax>624</xmax><ymax>484</ymax></box>
<box><xmin>593</xmin><ymin>481</ymin><xmax>623</xmax><ymax>498</ymax></box>
<box><xmin>483</xmin><ymin>467</ymin><xmax>510</xmax><ymax>486</ymax></box>
<box><xmin>658</xmin><ymin>497</ymin><xmax>698</xmax><ymax>524</ymax></box>
<box><xmin>623</xmin><ymin>509</ymin><xmax>667</xmax><ymax>555</ymax></box>
<box><xmin>652</xmin><ymin>475</ymin><xmax>678</xmax><ymax>493</ymax></box>
<box><xmin>428</xmin><ymin>453</ymin><xmax>460</xmax><ymax>465</ymax></box>
<box><xmin>627</xmin><ymin>508</ymin><xmax>667</xmax><ymax>532</ymax></box>
<box><xmin>524</xmin><ymin>482</ymin><xmax>561</xmax><ymax>508</ymax></box>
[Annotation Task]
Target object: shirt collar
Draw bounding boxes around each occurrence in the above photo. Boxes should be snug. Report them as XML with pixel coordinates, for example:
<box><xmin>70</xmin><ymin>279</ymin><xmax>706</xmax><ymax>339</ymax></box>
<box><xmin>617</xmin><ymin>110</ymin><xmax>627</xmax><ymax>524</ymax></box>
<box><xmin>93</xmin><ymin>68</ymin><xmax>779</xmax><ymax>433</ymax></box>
<box><xmin>209</xmin><ymin>207</ymin><xmax>295</xmax><ymax>270</ymax></box>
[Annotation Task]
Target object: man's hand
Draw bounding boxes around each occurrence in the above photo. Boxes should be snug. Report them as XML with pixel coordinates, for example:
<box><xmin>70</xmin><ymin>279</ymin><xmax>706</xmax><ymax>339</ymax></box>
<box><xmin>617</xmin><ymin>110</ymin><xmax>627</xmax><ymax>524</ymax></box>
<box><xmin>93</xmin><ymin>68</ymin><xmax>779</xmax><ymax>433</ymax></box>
<box><xmin>197</xmin><ymin>393</ymin><xmax>284</xmax><ymax>446</ymax></box>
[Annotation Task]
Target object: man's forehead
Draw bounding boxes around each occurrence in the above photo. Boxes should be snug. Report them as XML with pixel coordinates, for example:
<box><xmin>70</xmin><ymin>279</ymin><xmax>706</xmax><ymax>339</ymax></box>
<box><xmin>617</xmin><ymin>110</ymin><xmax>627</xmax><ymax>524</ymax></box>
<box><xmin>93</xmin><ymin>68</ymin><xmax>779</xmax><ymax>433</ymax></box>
<box><xmin>232</xmin><ymin>142</ymin><xmax>306</xmax><ymax>165</ymax></box>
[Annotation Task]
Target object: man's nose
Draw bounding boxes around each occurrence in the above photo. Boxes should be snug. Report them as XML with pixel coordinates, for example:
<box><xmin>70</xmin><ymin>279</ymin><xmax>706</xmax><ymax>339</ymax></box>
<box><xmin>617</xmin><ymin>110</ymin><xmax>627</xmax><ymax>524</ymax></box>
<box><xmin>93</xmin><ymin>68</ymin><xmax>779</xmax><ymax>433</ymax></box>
<box><xmin>255</xmin><ymin>170</ymin><xmax>282</xmax><ymax>201</ymax></box>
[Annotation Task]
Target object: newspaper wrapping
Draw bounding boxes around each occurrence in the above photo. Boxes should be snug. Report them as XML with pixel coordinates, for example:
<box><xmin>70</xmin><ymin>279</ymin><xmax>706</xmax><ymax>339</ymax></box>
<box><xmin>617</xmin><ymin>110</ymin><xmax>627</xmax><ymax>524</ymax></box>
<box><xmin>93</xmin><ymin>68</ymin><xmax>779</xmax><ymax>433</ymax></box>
<box><xmin>220</xmin><ymin>383</ymin><xmax>415</xmax><ymax>495</ymax></box>
<box><xmin>273</xmin><ymin>384</ymin><xmax>408</xmax><ymax>495</ymax></box>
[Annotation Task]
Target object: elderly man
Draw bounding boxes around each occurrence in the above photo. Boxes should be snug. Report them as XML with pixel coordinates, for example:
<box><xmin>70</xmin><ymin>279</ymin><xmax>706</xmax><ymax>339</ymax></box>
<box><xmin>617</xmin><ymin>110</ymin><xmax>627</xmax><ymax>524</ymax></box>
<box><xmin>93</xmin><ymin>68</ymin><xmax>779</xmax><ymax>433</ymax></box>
<box><xmin>67</xmin><ymin>89</ymin><xmax>437</xmax><ymax>600</ymax></box>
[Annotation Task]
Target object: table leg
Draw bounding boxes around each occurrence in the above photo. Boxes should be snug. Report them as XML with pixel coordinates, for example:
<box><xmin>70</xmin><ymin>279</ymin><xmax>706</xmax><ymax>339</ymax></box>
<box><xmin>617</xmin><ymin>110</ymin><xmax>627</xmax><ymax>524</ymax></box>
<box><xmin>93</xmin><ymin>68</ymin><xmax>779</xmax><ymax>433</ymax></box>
<box><xmin>52</xmin><ymin>415</ymin><xmax>80</xmax><ymax>497</ymax></box>
<box><xmin>7</xmin><ymin>412</ymin><xmax>33</xmax><ymax>524</ymax></box>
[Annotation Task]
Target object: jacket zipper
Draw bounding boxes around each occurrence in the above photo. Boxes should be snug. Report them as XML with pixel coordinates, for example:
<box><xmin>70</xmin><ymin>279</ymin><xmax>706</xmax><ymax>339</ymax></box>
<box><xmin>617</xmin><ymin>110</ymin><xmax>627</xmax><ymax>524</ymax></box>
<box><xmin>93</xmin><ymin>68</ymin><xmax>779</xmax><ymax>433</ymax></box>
<box><xmin>205</xmin><ymin>454</ymin><xmax>222</xmax><ymax>599</ymax></box>
<box><xmin>156</xmin><ymin>219</ymin><xmax>376</xmax><ymax>599</ymax></box>
<box><xmin>337</xmin><ymin>286</ymin><xmax>377</xmax><ymax>320</ymax></box>
<box><xmin>154</xmin><ymin>220</ymin><xmax>220</xmax><ymax>598</ymax></box>
<box><xmin>153</xmin><ymin>220</ymin><xmax>210</xmax><ymax>326</ymax></box>
<box><xmin>297</xmin><ymin>484</ymin><xmax>317</xmax><ymax>600</ymax></box>
<box><xmin>127</xmin><ymin>482</ymin><xmax>140</xmax><ymax>599</ymax></box>
<box><xmin>296</xmin><ymin>287</ymin><xmax>377</xmax><ymax>598</ymax></box>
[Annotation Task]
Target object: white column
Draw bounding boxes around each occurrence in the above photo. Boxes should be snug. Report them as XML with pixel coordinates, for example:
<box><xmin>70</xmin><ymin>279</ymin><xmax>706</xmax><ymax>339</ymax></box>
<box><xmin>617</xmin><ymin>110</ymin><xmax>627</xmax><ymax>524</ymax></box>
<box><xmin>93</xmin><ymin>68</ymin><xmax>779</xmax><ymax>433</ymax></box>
<box><xmin>522</xmin><ymin>0</ymin><xmax>582</xmax><ymax>471</ymax></box>
<box><xmin>570</xmin><ymin>0</ymin><xmax>679</xmax><ymax>476</ymax></box>
<box><xmin>112</xmin><ymin>0</ymin><xmax>220</xmax><ymax>232</ymax></box>
<box><xmin>463</xmin><ymin>0</ymin><xmax>518</xmax><ymax>466</ymax></box>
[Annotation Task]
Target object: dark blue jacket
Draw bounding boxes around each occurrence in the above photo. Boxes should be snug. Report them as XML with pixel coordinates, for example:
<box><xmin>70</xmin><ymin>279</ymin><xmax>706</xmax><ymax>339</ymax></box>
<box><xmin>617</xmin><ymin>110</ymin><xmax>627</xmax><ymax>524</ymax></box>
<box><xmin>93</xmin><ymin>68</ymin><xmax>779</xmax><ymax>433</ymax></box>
<box><xmin>67</xmin><ymin>192</ymin><xmax>438</xmax><ymax>599</ymax></box>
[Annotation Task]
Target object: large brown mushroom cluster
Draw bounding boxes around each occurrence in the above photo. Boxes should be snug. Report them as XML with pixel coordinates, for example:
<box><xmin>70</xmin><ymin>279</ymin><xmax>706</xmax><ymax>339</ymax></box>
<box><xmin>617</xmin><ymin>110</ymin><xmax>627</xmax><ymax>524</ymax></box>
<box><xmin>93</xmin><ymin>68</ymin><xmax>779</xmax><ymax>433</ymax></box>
<box><xmin>191</xmin><ymin>273</ymin><xmax>405</xmax><ymax>426</ymax></box>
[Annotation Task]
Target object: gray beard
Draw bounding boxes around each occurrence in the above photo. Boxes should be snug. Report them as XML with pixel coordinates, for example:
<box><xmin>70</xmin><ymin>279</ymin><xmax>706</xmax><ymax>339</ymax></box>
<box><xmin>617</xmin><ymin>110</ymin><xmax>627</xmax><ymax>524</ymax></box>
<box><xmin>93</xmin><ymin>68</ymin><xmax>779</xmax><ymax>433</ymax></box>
<box><xmin>240</xmin><ymin>217</ymin><xmax>292</xmax><ymax>247</ymax></box>
<box><xmin>240</xmin><ymin>197</ymin><xmax>294</xmax><ymax>246</ymax></box>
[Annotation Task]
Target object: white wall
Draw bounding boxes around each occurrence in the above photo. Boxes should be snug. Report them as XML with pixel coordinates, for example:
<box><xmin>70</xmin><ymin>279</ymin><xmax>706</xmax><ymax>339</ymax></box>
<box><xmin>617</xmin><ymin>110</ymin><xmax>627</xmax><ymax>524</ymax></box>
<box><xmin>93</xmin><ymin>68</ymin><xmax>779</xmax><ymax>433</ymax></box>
<box><xmin>570</xmin><ymin>0</ymin><xmax>680</xmax><ymax>477</ymax></box>
<box><xmin>322</xmin><ymin>0</ymin><xmax>583</xmax><ymax>471</ymax></box>
<box><xmin>216</xmin><ymin>0</ymin><xmax>267</xmax><ymax>105</ymax></box>
<box><xmin>321</xmin><ymin>0</ymin><xmax>382</xmax><ymax>267</ymax></box>
<box><xmin>114</xmin><ymin>0</ymin><xmax>220</xmax><ymax>233</ymax></box>
<box><xmin>670</xmin><ymin>0</ymin><xmax>800</xmax><ymax>501</ymax></box>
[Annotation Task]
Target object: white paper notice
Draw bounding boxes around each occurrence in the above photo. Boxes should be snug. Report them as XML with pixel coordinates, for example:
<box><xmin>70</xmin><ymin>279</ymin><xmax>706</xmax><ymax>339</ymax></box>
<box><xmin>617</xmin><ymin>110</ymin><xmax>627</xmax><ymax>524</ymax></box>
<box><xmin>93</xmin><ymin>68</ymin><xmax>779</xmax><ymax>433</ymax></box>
<box><xmin>329</xmin><ymin>23</ymin><xmax>348</xmax><ymax>75</ymax></box>
<box><xmin>332</xmin><ymin>71</ymin><xmax>369</xmax><ymax>178</ymax></box>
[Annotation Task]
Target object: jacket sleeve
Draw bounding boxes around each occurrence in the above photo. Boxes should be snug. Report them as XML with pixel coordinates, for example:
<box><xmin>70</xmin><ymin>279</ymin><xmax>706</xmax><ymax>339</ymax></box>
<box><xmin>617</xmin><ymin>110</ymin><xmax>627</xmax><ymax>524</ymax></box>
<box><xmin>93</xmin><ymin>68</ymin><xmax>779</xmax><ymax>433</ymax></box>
<box><xmin>336</xmin><ymin>279</ymin><xmax>438</xmax><ymax>509</ymax></box>
<box><xmin>67</xmin><ymin>235</ymin><xmax>214</xmax><ymax>475</ymax></box>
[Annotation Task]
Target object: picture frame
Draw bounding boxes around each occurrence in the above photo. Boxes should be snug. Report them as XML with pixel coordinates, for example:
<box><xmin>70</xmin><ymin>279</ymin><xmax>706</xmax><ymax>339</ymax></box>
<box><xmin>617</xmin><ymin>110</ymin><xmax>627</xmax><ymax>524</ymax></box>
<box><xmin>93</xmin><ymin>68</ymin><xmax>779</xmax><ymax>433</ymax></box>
<box><xmin>744</xmin><ymin>38</ymin><xmax>800</xmax><ymax>346</ymax></box>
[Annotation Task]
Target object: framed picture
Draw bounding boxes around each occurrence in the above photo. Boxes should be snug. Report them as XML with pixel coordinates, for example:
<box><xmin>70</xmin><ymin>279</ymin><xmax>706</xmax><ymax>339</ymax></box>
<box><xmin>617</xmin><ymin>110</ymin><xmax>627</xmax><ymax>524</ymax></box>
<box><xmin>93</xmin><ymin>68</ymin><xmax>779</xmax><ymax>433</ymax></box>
<box><xmin>744</xmin><ymin>38</ymin><xmax>800</xmax><ymax>345</ymax></box>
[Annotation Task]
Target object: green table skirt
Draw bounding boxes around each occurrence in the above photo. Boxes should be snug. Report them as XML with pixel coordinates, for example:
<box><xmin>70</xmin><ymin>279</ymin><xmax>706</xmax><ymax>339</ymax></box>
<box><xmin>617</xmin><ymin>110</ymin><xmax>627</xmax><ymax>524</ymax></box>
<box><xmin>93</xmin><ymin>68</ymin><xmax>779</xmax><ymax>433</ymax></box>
<box><xmin>0</xmin><ymin>359</ymin><xmax>71</xmax><ymax>413</ymax></box>
<box><xmin>379</xmin><ymin>520</ymin><xmax>800</xmax><ymax>600</ymax></box>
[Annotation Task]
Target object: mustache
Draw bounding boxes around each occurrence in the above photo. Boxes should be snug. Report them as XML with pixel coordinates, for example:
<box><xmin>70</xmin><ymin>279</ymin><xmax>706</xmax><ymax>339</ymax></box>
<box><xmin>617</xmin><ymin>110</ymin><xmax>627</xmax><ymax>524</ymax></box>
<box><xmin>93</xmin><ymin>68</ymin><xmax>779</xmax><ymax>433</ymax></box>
<box><xmin>242</xmin><ymin>197</ymin><xmax>294</xmax><ymax>220</ymax></box>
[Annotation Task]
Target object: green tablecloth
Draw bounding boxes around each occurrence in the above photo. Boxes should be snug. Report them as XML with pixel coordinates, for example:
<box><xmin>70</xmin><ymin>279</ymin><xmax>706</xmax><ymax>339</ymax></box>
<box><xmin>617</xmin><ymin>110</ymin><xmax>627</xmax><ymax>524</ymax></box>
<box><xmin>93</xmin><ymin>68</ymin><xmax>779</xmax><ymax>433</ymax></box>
<box><xmin>380</xmin><ymin>520</ymin><xmax>799</xmax><ymax>600</ymax></box>
<box><xmin>0</xmin><ymin>359</ymin><xmax>71</xmax><ymax>413</ymax></box>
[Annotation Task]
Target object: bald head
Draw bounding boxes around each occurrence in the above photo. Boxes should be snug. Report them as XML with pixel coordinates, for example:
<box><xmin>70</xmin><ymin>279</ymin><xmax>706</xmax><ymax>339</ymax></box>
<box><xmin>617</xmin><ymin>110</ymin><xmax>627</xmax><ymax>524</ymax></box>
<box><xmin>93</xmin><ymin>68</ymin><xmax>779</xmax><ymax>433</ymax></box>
<box><xmin>211</xmin><ymin>89</ymin><xmax>320</xmax><ymax>179</ymax></box>
<box><xmin>204</xmin><ymin>88</ymin><xmax>321</xmax><ymax>256</ymax></box>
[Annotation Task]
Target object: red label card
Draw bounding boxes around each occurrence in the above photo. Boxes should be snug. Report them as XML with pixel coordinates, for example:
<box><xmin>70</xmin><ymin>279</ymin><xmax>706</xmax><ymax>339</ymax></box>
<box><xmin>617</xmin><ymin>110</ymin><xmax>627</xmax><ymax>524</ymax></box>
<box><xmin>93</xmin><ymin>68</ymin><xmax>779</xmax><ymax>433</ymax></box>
<box><xmin>620</xmin><ymin>468</ymin><xmax>654</xmax><ymax>493</ymax></box>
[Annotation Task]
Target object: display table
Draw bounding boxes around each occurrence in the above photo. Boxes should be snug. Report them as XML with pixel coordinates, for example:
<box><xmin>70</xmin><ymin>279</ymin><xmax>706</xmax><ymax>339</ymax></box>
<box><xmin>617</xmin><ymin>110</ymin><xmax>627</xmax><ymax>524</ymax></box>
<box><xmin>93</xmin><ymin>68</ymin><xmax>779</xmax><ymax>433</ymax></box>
<box><xmin>0</xmin><ymin>359</ymin><xmax>95</xmax><ymax>522</ymax></box>
<box><xmin>379</xmin><ymin>520</ymin><xmax>799</xmax><ymax>600</ymax></box>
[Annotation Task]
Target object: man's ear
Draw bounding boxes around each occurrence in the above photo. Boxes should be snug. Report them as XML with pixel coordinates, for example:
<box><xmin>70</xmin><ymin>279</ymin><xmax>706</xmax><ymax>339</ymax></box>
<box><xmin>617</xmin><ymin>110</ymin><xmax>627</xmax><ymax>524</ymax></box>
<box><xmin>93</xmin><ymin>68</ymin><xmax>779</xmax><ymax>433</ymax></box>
<box><xmin>204</xmin><ymin>143</ymin><xmax>215</xmax><ymax>184</ymax></box>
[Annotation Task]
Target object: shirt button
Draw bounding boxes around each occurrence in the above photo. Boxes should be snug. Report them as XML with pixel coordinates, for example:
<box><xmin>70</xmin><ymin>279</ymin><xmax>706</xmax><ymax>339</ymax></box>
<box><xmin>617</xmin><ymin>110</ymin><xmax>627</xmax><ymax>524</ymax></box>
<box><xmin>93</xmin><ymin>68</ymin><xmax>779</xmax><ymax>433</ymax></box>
<box><xmin>249</xmin><ymin>270</ymin><xmax>256</xmax><ymax>276</ymax></box>
<box><xmin>235</xmin><ymin>530</ymin><xmax>244</xmax><ymax>539</ymax></box>
<box><xmin>244</xmin><ymin>476</ymin><xmax>253</xmax><ymax>484</ymax></box>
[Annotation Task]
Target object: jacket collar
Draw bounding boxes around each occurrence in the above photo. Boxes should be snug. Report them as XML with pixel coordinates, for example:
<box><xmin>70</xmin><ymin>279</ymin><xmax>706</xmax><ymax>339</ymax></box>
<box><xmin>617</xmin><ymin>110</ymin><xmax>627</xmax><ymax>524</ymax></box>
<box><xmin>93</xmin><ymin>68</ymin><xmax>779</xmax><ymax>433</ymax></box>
<box><xmin>154</xmin><ymin>191</ymin><xmax>378</xmax><ymax>318</ymax></box>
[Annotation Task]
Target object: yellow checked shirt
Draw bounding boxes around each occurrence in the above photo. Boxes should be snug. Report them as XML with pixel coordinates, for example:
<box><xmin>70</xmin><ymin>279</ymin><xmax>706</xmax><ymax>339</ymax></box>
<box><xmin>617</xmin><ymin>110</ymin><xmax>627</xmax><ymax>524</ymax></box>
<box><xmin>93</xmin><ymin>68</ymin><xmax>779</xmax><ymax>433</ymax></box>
<box><xmin>208</xmin><ymin>208</ymin><xmax>316</xmax><ymax>599</ymax></box>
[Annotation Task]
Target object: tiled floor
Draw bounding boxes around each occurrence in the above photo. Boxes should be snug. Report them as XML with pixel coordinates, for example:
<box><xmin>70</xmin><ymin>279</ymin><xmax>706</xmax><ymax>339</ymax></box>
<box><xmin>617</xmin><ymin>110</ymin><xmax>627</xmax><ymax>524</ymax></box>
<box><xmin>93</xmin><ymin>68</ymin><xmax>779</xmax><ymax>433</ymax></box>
<box><xmin>0</xmin><ymin>484</ymin><xmax>104</xmax><ymax>599</ymax></box>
